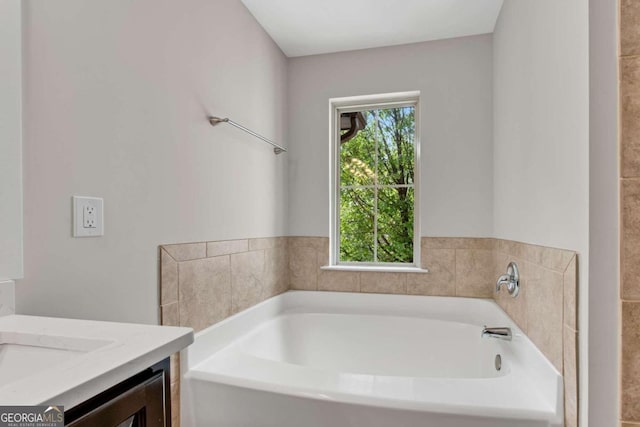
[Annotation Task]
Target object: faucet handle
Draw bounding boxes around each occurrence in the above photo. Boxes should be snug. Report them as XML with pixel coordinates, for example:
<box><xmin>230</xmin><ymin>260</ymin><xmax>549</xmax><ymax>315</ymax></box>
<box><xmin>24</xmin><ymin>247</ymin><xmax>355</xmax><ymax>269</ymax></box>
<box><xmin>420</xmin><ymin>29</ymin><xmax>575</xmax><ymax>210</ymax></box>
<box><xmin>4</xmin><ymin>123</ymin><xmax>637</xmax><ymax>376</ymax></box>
<box><xmin>496</xmin><ymin>262</ymin><xmax>520</xmax><ymax>298</ymax></box>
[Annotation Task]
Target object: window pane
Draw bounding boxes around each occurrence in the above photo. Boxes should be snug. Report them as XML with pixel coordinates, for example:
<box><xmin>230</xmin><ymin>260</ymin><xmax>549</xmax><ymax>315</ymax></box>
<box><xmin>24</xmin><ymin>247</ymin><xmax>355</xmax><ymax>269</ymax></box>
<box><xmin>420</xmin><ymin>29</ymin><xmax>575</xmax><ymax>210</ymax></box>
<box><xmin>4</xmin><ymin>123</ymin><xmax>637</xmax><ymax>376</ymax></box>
<box><xmin>377</xmin><ymin>187</ymin><xmax>414</xmax><ymax>263</ymax></box>
<box><xmin>340</xmin><ymin>188</ymin><xmax>374</xmax><ymax>262</ymax></box>
<box><xmin>340</xmin><ymin>111</ymin><xmax>376</xmax><ymax>186</ymax></box>
<box><xmin>376</xmin><ymin>107</ymin><xmax>415</xmax><ymax>186</ymax></box>
<box><xmin>336</xmin><ymin>101</ymin><xmax>416</xmax><ymax>266</ymax></box>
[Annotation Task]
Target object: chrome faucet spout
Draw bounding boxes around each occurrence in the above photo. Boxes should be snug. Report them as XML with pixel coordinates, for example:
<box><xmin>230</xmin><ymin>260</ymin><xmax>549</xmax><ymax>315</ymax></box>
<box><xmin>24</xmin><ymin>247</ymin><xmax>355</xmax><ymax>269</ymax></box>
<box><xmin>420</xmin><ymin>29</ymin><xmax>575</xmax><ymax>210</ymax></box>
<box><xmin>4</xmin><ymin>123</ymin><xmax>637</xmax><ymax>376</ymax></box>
<box><xmin>481</xmin><ymin>326</ymin><xmax>512</xmax><ymax>341</ymax></box>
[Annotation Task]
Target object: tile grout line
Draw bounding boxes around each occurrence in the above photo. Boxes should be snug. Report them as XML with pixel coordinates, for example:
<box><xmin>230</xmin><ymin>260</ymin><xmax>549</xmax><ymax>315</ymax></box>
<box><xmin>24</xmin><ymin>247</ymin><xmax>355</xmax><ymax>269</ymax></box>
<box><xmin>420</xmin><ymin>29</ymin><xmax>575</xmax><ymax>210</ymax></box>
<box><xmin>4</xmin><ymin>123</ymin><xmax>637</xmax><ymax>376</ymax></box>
<box><xmin>224</xmin><ymin>254</ymin><xmax>233</xmax><ymax>316</ymax></box>
<box><xmin>454</xmin><ymin>248</ymin><xmax>458</xmax><ymax>297</ymax></box>
<box><xmin>161</xmin><ymin>247</ymin><xmax>178</xmax><ymax>263</ymax></box>
<box><xmin>176</xmin><ymin>261</ymin><xmax>182</xmax><ymax>326</ymax></box>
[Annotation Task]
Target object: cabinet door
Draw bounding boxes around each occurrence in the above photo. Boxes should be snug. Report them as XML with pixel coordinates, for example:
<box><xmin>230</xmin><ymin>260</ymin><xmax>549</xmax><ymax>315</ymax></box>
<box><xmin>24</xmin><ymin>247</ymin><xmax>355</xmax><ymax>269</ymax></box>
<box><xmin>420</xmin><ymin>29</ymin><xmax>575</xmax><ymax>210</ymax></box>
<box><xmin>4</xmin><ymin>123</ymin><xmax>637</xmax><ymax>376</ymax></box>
<box><xmin>66</xmin><ymin>372</ymin><xmax>165</xmax><ymax>427</ymax></box>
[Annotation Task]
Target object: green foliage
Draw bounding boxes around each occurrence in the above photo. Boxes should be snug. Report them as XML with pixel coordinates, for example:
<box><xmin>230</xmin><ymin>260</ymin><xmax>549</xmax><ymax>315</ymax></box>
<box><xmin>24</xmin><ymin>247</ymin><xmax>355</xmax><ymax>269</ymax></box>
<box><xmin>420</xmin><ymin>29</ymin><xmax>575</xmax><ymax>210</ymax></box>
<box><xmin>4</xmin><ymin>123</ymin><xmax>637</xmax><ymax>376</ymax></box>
<box><xmin>339</xmin><ymin>107</ymin><xmax>415</xmax><ymax>263</ymax></box>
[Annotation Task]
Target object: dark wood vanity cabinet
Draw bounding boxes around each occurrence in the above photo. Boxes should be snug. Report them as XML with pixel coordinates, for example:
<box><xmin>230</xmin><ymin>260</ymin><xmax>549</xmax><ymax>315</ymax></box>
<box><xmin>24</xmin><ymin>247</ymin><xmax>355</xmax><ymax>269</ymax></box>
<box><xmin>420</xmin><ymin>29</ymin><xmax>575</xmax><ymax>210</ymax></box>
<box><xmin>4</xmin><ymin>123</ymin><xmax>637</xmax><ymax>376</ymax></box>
<box><xmin>64</xmin><ymin>359</ymin><xmax>171</xmax><ymax>427</ymax></box>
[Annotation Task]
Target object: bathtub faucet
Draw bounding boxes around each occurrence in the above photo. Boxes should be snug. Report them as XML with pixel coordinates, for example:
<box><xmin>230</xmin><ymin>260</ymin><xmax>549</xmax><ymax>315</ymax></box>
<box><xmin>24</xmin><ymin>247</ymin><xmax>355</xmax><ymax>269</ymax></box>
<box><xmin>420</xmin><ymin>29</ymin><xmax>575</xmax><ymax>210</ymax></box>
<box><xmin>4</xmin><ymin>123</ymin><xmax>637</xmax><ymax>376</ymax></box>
<box><xmin>481</xmin><ymin>326</ymin><xmax>512</xmax><ymax>341</ymax></box>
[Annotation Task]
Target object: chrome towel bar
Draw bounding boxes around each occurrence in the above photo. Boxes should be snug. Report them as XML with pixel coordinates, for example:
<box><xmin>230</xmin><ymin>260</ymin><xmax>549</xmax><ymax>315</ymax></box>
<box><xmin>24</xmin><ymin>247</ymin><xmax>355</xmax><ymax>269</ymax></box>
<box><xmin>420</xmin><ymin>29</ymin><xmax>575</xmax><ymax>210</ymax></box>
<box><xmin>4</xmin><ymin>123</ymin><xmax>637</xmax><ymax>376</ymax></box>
<box><xmin>208</xmin><ymin>116</ymin><xmax>287</xmax><ymax>155</ymax></box>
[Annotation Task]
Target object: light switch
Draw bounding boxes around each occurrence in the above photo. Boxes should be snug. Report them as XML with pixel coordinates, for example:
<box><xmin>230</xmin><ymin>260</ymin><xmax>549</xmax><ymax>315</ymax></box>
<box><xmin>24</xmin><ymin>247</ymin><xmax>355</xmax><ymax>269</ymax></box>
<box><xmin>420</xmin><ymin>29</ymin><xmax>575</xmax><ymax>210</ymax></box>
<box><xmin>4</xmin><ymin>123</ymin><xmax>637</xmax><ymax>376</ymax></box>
<box><xmin>73</xmin><ymin>196</ymin><xmax>104</xmax><ymax>237</ymax></box>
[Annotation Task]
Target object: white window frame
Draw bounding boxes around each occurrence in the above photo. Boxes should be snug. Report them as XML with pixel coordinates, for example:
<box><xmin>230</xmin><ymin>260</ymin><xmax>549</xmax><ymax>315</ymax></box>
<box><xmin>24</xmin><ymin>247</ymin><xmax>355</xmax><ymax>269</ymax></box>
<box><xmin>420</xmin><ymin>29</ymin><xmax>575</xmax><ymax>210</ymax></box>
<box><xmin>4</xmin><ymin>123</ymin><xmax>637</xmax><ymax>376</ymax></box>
<box><xmin>328</xmin><ymin>91</ymin><xmax>421</xmax><ymax>270</ymax></box>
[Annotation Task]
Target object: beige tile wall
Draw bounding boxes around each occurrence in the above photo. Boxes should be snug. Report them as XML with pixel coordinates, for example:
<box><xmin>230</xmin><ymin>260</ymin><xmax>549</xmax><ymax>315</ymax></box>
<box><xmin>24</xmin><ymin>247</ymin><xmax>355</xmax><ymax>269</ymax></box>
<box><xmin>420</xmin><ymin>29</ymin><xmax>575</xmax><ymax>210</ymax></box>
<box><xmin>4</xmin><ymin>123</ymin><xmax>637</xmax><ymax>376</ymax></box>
<box><xmin>493</xmin><ymin>240</ymin><xmax>578</xmax><ymax>427</ymax></box>
<box><xmin>159</xmin><ymin>235</ymin><xmax>578</xmax><ymax>427</ymax></box>
<box><xmin>160</xmin><ymin>237</ymin><xmax>289</xmax><ymax>331</ymax></box>
<box><xmin>289</xmin><ymin>236</ymin><xmax>495</xmax><ymax>297</ymax></box>
<box><xmin>158</xmin><ymin>237</ymin><xmax>289</xmax><ymax>427</ymax></box>
<box><xmin>621</xmin><ymin>2</ymin><xmax>640</xmax><ymax>425</ymax></box>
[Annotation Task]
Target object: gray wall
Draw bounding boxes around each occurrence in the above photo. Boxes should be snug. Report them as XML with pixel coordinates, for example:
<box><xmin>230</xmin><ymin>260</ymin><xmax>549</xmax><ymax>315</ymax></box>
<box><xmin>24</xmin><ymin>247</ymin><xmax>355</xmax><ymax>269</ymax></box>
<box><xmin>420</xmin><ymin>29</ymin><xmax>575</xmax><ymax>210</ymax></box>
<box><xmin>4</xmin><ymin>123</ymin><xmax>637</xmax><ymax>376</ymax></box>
<box><xmin>589</xmin><ymin>0</ymin><xmax>620</xmax><ymax>424</ymax></box>
<box><xmin>287</xmin><ymin>35</ymin><xmax>494</xmax><ymax>238</ymax></box>
<box><xmin>17</xmin><ymin>0</ymin><xmax>288</xmax><ymax>324</ymax></box>
<box><xmin>492</xmin><ymin>0</ymin><xmax>590</xmax><ymax>423</ymax></box>
<box><xmin>0</xmin><ymin>0</ymin><xmax>23</xmax><ymax>280</ymax></box>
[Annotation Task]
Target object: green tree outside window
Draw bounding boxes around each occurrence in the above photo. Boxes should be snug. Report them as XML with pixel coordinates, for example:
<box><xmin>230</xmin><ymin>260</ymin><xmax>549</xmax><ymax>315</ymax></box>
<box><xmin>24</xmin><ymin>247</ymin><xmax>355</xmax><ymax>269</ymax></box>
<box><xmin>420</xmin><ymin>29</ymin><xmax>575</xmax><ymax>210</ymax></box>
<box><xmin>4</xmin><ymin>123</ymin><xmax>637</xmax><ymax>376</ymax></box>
<box><xmin>339</xmin><ymin>106</ymin><xmax>416</xmax><ymax>263</ymax></box>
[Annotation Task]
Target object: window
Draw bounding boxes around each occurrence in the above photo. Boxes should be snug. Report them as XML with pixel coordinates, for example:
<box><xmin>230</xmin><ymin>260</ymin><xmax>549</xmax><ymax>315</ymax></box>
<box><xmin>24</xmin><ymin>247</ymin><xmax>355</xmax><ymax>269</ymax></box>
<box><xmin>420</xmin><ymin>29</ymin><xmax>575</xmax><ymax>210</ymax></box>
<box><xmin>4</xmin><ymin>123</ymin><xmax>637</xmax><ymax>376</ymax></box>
<box><xmin>330</xmin><ymin>92</ymin><xmax>420</xmax><ymax>268</ymax></box>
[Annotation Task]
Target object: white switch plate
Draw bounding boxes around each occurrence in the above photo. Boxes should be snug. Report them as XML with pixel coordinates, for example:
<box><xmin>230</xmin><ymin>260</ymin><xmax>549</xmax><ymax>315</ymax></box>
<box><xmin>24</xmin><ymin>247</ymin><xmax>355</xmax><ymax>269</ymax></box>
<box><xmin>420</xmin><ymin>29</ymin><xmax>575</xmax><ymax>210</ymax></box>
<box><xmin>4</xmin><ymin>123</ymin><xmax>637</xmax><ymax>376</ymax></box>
<box><xmin>73</xmin><ymin>196</ymin><xmax>104</xmax><ymax>237</ymax></box>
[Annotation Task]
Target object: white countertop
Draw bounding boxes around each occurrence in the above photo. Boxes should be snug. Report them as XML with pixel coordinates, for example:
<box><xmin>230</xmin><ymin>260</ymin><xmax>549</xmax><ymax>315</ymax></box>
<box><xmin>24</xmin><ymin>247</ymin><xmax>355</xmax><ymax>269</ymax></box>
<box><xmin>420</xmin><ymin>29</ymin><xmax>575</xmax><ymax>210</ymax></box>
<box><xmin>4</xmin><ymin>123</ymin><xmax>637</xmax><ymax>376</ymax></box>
<box><xmin>0</xmin><ymin>314</ymin><xmax>193</xmax><ymax>409</ymax></box>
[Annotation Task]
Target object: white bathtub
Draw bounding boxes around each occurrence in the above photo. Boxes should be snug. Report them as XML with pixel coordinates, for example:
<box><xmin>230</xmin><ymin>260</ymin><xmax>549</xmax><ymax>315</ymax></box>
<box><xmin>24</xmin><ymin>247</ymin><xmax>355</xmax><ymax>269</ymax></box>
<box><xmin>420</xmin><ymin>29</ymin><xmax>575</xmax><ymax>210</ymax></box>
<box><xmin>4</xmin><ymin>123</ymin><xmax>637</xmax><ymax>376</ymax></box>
<box><xmin>182</xmin><ymin>291</ymin><xmax>563</xmax><ymax>427</ymax></box>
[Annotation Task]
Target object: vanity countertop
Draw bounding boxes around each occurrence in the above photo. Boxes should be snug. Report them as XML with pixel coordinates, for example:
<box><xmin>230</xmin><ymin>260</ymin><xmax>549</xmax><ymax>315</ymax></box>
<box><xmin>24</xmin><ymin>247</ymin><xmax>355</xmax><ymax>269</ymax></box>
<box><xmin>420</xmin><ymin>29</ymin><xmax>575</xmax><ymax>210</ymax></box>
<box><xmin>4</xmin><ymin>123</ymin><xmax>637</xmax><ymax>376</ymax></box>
<box><xmin>0</xmin><ymin>314</ymin><xmax>193</xmax><ymax>409</ymax></box>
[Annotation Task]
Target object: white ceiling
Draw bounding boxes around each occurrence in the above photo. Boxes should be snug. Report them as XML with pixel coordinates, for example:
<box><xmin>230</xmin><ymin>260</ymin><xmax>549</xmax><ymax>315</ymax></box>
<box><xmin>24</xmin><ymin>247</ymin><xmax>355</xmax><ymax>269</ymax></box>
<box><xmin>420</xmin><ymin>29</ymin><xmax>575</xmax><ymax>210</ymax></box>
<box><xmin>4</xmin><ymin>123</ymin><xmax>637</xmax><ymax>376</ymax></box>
<box><xmin>241</xmin><ymin>0</ymin><xmax>504</xmax><ymax>57</ymax></box>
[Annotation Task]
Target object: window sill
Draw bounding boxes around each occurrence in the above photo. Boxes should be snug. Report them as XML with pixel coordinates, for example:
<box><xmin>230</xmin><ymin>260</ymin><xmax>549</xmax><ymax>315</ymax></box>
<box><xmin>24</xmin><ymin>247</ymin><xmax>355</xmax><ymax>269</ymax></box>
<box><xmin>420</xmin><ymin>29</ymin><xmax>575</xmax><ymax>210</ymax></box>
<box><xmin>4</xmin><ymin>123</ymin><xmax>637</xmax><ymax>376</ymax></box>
<box><xmin>320</xmin><ymin>265</ymin><xmax>429</xmax><ymax>274</ymax></box>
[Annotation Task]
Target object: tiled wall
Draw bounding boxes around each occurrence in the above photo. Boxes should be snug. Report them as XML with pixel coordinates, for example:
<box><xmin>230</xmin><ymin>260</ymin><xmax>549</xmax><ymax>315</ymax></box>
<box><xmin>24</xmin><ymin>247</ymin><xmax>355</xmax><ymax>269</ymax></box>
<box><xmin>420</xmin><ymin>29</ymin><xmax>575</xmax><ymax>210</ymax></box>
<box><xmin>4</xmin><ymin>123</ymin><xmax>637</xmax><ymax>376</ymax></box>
<box><xmin>159</xmin><ymin>237</ymin><xmax>289</xmax><ymax>331</ymax></box>
<box><xmin>289</xmin><ymin>237</ymin><xmax>495</xmax><ymax>297</ymax></box>
<box><xmin>620</xmin><ymin>2</ymin><xmax>640</xmax><ymax>424</ymax></box>
<box><xmin>158</xmin><ymin>237</ymin><xmax>289</xmax><ymax>427</ymax></box>
<box><xmin>159</xmin><ymin>236</ymin><xmax>578</xmax><ymax>427</ymax></box>
<box><xmin>493</xmin><ymin>240</ymin><xmax>578</xmax><ymax>427</ymax></box>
